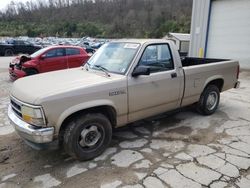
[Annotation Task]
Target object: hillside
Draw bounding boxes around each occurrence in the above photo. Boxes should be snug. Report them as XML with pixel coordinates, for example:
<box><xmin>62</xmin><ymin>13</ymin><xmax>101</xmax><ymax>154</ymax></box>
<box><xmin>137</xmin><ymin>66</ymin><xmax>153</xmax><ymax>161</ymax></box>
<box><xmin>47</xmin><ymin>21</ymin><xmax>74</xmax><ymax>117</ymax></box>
<box><xmin>0</xmin><ymin>0</ymin><xmax>193</xmax><ymax>38</ymax></box>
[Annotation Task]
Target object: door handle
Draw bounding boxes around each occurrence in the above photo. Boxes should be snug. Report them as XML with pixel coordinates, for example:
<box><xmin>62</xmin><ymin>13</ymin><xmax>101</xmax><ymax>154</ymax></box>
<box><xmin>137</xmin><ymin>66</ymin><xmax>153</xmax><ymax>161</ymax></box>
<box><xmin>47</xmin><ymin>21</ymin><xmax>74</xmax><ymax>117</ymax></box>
<box><xmin>171</xmin><ymin>72</ymin><xmax>177</xmax><ymax>78</ymax></box>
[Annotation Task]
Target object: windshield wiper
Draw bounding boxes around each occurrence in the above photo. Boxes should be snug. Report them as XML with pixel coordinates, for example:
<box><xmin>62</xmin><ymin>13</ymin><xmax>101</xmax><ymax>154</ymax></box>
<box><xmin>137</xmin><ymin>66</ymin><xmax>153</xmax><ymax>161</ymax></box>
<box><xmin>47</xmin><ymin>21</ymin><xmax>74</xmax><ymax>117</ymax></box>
<box><xmin>92</xmin><ymin>65</ymin><xmax>111</xmax><ymax>77</ymax></box>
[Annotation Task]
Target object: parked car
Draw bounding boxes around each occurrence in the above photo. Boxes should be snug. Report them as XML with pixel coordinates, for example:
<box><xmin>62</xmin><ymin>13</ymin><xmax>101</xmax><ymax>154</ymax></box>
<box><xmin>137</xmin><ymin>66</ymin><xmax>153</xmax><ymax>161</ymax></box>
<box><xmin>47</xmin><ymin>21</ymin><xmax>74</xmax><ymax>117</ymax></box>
<box><xmin>9</xmin><ymin>46</ymin><xmax>90</xmax><ymax>80</ymax></box>
<box><xmin>90</xmin><ymin>42</ymin><xmax>102</xmax><ymax>49</ymax></box>
<box><xmin>0</xmin><ymin>39</ymin><xmax>42</xmax><ymax>56</ymax></box>
<box><xmin>8</xmin><ymin>39</ymin><xmax>240</xmax><ymax>160</ymax></box>
<box><xmin>76</xmin><ymin>42</ymin><xmax>96</xmax><ymax>55</ymax></box>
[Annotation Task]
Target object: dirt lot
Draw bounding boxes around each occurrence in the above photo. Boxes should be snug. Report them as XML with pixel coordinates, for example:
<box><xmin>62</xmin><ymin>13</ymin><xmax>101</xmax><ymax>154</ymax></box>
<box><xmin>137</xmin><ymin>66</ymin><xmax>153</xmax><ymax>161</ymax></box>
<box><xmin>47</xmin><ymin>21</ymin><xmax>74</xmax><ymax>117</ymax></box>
<box><xmin>0</xmin><ymin>57</ymin><xmax>250</xmax><ymax>188</ymax></box>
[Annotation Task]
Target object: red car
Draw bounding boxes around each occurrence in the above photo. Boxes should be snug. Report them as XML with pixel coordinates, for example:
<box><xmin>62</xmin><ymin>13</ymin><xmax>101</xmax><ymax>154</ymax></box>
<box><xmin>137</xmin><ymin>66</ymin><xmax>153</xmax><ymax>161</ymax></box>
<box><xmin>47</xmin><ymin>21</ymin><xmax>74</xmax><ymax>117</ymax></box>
<box><xmin>9</xmin><ymin>46</ymin><xmax>90</xmax><ymax>80</ymax></box>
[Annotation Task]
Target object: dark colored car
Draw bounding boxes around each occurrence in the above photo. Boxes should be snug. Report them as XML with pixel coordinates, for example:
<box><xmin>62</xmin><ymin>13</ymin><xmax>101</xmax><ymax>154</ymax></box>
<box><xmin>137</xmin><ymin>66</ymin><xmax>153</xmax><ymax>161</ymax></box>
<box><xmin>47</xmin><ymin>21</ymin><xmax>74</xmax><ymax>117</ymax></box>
<box><xmin>77</xmin><ymin>42</ymin><xmax>96</xmax><ymax>54</ymax></box>
<box><xmin>0</xmin><ymin>40</ymin><xmax>42</xmax><ymax>56</ymax></box>
<box><xmin>9</xmin><ymin>46</ymin><xmax>90</xmax><ymax>80</ymax></box>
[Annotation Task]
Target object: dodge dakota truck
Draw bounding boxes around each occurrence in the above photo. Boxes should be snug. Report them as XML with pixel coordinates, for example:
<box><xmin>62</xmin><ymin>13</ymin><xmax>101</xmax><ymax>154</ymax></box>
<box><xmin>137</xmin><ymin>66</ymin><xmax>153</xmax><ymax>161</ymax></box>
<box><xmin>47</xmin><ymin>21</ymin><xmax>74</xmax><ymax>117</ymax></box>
<box><xmin>8</xmin><ymin>39</ymin><xmax>240</xmax><ymax>160</ymax></box>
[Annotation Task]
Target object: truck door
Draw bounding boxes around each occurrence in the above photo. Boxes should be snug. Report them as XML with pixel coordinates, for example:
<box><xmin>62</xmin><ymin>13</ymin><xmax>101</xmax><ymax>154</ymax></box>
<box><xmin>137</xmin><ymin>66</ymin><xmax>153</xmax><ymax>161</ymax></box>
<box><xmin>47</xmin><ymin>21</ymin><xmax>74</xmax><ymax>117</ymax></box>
<box><xmin>23</xmin><ymin>41</ymin><xmax>36</xmax><ymax>54</ymax></box>
<box><xmin>39</xmin><ymin>48</ymin><xmax>67</xmax><ymax>73</ymax></box>
<box><xmin>13</xmin><ymin>40</ymin><xmax>25</xmax><ymax>54</ymax></box>
<box><xmin>14</xmin><ymin>40</ymin><xmax>33</xmax><ymax>54</ymax></box>
<box><xmin>127</xmin><ymin>43</ymin><xmax>183</xmax><ymax>122</ymax></box>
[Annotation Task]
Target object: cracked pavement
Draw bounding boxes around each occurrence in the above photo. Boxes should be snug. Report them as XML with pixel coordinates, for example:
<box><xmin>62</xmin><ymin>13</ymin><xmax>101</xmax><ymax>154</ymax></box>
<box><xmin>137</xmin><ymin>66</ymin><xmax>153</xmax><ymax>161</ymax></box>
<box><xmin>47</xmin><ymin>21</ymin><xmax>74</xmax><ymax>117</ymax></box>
<box><xmin>0</xmin><ymin>57</ymin><xmax>250</xmax><ymax>188</ymax></box>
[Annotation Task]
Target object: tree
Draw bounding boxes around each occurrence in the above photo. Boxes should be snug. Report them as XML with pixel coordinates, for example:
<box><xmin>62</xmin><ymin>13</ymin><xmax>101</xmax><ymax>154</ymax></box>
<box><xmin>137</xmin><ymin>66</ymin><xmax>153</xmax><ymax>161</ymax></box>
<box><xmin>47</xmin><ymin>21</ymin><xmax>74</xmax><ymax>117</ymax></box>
<box><xmin>0</xmin><ymin>0</ymin><xmax>193</xmax><ymax>38</ymax></box>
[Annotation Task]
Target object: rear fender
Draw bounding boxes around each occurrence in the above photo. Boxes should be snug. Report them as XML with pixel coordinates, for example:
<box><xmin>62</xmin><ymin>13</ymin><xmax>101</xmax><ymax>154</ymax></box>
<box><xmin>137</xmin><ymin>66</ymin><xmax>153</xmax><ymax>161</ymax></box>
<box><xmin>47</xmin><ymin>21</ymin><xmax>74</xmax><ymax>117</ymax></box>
<box><xmin>203</xmin><ymin>75</ymin><xmax>224</xmax><ymax>91</ymax></box>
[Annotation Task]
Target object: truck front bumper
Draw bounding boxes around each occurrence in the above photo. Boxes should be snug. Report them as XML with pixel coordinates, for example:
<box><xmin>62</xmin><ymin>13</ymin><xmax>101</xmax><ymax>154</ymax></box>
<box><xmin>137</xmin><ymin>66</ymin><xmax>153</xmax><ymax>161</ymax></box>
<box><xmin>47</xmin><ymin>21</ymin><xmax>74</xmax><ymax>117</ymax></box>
<box><xmin>8</xmin><ymin>105</ymin><xmax>54</xmax><ymax>144</ymax></box>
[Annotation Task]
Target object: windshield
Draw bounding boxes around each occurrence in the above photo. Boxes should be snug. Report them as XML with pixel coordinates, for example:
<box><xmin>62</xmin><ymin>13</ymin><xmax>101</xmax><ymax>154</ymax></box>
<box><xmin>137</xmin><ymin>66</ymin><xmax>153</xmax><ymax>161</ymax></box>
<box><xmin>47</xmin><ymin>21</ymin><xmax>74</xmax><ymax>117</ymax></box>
<box><xmin>30</xmin><ymin>47</ymin><xmax>50</xmax><ymax>58</ymax></box>
<box><xmin>87</xmin><ymin>42</ymin><xmax>140</xmax><ymax>74</ymax></box>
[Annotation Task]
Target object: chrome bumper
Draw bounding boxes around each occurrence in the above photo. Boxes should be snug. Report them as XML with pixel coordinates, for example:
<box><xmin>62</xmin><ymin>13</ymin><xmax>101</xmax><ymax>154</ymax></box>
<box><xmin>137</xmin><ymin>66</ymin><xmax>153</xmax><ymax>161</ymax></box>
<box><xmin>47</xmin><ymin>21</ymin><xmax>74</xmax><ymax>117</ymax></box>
<box><xmin>8</xmin><ymin>105</ymin><xmax>54</xmax><ymax>144</ymax></box>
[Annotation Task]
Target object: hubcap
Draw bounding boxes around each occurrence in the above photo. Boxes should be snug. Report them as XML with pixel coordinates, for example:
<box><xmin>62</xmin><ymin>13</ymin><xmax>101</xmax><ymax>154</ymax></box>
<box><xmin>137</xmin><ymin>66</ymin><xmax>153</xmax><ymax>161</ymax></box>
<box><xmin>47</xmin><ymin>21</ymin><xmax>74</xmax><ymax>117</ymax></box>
<box><xmin>206</xmin><ymin>91</ymin><xmax>218</xmax><ymax>111</ymax></box>
<box><xmin>79</xmin><ymin>125</ymin><xmax>101</xmax><ymax>147</ymax></box>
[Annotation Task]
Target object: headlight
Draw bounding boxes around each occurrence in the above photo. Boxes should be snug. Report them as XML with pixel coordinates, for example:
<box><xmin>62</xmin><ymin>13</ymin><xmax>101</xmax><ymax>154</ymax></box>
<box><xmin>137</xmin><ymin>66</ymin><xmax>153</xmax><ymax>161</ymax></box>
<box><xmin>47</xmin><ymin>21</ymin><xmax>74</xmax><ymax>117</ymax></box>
<box><xmin>21</xmin><ymin>105</ymin><xmax>45</xmax><ymax>127</ymax></box>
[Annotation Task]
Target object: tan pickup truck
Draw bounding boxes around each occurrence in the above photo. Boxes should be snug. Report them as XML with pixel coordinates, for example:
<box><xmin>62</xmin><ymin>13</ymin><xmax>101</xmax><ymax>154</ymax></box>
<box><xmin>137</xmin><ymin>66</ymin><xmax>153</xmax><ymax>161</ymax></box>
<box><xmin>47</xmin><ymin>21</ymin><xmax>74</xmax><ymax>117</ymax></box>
<box><xmin>8</xmin><ymin>39</ymin><xmax>240</xmax><ymax>160</ymax></box>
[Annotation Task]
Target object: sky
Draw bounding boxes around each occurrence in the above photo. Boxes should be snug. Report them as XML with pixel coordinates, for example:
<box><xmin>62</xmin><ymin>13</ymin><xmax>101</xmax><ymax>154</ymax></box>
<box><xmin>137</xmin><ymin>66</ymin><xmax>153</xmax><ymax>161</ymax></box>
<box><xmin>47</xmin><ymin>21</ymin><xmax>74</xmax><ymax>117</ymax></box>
<box><xmin>0</xmin><ymin>0</ymin><xmax>30</xmax><ymax>11</ymax></box>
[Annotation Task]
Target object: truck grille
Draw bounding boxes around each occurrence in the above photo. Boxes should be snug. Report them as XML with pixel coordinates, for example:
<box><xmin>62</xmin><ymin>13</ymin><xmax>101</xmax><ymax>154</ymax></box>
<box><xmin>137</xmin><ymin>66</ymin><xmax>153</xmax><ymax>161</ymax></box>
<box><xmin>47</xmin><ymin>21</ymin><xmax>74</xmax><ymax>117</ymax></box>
<box><xmin>10</xmin><ymin>98</ymin><xmax>23</xmax><ymax>119</ymax></box>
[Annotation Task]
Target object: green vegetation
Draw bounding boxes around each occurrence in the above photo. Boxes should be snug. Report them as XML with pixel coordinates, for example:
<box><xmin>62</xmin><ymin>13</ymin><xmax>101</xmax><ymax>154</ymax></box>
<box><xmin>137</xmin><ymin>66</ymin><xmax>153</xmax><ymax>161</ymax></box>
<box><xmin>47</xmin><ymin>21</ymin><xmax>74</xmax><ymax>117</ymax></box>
<box><xmin>0</xmin><ymin>0</ymin><xmax>192</xmax><ymax>38</ymax></box>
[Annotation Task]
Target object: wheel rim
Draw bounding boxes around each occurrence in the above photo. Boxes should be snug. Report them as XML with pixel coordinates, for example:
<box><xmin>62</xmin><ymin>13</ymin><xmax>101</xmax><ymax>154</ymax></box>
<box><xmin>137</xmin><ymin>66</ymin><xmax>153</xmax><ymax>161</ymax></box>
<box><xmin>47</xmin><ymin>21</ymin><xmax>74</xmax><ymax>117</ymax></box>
<box><xmin>79</xmin><ymin>125</ymin><xmax>102</xmax><ymax>148</ymax></box>
<box><xmin>5</xmin><ymin>50</ymin><xmax>13</xmax><ymax>56</ymax></box>
<box><xmin>206</xmin><ymin>91</ymin><xmax>218</xmax><ymax>111</ymax></box>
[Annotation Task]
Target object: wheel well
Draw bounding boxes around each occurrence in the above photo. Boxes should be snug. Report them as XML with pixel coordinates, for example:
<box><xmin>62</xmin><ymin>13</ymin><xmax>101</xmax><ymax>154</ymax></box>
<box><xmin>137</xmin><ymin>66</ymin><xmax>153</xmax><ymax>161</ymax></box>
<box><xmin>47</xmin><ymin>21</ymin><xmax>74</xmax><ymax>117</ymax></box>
<box><xmin>206</xmin><ymin>79</ymin><xmax>224</xmax><ymax>92</ymax></box>
<box><xmin>5</xmin><ymin>48</ymin><xmax>13</xmax><ymax>51</ymax></box>
<box><xmin>58</xmin><ymin>105</ymin><xmax>117</xmax><ymax>144</ymax></box>
<box><xmin>24</xmin><ymin>68</ymin><xmax>39</xmax><ymax>74</ymax></box>
<box><xmin>4</xmin><ymin>48</ymin><xmax>14</xmax><ymax>53</ymax></box>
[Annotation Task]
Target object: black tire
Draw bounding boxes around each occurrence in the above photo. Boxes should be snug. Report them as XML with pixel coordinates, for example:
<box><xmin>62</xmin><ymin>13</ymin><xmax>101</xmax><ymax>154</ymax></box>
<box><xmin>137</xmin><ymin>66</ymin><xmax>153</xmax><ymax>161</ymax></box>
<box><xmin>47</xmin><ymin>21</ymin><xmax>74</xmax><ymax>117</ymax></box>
<box><xmin>25</xmin><ymin>69</ymin><xmax>38</xmax><ymax>76</ymax></box>
<box><xmin>4</xmin><ymin>49</ymin><xmax>14</xmax><ymax>56</ymax></box>
<box><xmin>196</xmin><ymin>85</ymin><xmax>220</xmax><ymax>115</ymax></box>
<box><xmin>63</xmin><ymin>113</ymin><xmax>112</xmax><ymax>161</ymax></box>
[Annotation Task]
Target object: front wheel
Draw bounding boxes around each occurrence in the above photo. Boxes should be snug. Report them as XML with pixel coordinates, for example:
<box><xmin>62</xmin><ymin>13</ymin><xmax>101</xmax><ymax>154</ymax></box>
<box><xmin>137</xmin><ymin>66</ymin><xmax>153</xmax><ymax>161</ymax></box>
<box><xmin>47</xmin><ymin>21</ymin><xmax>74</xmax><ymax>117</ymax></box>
<box><xmin>63</xmin><ymin>113</ymin><xmax>112</xmax><ymax>161</ymax></box>
<box><xmin>5</xmin><ymin>49</ymin><xmax>14</xmax><ymax>56</ymax></box>
<box><xmin>25</xmin><ymin>68</ymin><xmax>38</xmax><ymax>76</ymax></box>
<box><xmin>196</xmin><ymin>85</ymin><xmax>220</xmax><ymax>115</ymax></box>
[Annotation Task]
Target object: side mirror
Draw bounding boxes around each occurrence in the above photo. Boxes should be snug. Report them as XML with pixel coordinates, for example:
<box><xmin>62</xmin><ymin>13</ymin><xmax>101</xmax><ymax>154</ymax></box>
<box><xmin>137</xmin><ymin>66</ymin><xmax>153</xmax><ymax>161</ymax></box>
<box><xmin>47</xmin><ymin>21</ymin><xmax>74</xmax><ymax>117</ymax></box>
<box><xmin>132</xmin><ymin>66</ymin><xmax>150</xmax><ymax>77</ymax></box>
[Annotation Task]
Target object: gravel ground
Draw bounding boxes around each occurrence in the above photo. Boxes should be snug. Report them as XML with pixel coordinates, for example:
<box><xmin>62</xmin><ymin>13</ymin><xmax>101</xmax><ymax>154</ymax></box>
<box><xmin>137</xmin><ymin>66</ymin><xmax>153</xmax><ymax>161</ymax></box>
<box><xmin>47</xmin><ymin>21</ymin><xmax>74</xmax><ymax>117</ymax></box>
<box><xmin>0</xmin><ymin>58</ymin><xmax>250</xmax><ymax>188</ymax></box>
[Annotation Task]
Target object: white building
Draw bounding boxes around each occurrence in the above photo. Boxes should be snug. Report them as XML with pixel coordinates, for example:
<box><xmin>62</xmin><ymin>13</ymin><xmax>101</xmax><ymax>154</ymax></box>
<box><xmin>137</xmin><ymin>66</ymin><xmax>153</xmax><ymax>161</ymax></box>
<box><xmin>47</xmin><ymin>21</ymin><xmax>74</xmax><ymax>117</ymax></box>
<box><xmin>164</xmin><ymin>33</ymin><xmax>190</xmax><ymax>57</ymax></box>
<box><xmin>189</xmin><ymin>0</ymin><xmax>250</xmax><ymax>69</ymax></box>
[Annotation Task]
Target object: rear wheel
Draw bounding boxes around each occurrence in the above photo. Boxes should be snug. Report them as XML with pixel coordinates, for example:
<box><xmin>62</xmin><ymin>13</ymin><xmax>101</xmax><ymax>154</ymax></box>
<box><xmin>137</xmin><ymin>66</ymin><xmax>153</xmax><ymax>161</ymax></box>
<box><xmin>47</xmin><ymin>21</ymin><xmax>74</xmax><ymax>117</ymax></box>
<box><xmin>63</xmin><ymin>113</ymin><xmax>112</xmax><ymax>161</ymax></box>
<box><xmin>196</xmin><ymin>85</ymin><xmax>220</xmax><ymax>115</ymax></box>
<box><xmin>4</xmin><ymin>49</ymin><xmax>14</xmax><ymax>56</ymax></box>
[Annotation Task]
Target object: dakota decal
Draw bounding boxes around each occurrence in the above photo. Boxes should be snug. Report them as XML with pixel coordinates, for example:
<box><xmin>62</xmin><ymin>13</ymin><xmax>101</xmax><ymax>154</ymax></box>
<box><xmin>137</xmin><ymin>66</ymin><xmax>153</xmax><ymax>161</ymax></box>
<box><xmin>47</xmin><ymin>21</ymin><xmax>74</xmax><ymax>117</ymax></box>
<box><xmin>109</xmin><ymin>90</ymin><xmax>126</xmax><ymax>96</ymax></box>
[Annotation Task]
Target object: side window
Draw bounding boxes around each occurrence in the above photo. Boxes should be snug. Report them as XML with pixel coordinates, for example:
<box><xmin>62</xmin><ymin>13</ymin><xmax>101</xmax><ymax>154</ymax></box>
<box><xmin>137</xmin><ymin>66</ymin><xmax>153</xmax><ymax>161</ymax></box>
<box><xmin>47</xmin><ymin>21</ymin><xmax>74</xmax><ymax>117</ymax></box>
<box><xmin>44</xmin><ymin>48</ymin><xmax>65</xmax><ymax>58</ymax></box>
<box><xmin>24</xmin><ymin>41</ymin><xmax>31</xmax><ymax>45</ymax></box>
<box><xmin>16</xmin><ymin>40</ymin><xmax>24</xmax><ymax>45</ymax></box>
<box><xmin>140</xmin><ymin>46</ymin><xmax>157</xmax><ymax>65</ymax></box>
<box><xmin>139</xmin><ymin>44</ymin><xmax>174</xmax><ymax>73</ymax></box>
<box><xmin>66</xmin><ymin>48</ymin><xmax>80</xmax><ymax>56</ymax></box>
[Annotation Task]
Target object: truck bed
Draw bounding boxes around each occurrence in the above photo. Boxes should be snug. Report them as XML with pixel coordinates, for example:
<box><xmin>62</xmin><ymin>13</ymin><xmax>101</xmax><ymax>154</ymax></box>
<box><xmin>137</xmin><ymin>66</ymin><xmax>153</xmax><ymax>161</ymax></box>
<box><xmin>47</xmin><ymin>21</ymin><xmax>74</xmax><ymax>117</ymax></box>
<box><xmin>180</xmin><ymin>57</ymin><xmax>239</xmax><ymax>108</ymax></box>
<box><xmin>181</xmin><ymin>57</ymin><xmax>228</xmax><ymax>67</ymax></box>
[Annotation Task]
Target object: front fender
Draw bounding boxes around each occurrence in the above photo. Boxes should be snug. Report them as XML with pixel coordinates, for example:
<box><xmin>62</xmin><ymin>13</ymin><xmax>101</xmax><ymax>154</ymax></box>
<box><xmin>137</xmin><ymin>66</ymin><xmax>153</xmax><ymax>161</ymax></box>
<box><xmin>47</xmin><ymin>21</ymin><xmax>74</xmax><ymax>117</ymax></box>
<box><xmin>56</xmin><ymin>99</ymin><xmax>117</xmax><ymax>128</ymax></box>
<box><xmin>22</xmin><ymin>60</ymin><xmax>38</xmax><ymax>69</ymax></box>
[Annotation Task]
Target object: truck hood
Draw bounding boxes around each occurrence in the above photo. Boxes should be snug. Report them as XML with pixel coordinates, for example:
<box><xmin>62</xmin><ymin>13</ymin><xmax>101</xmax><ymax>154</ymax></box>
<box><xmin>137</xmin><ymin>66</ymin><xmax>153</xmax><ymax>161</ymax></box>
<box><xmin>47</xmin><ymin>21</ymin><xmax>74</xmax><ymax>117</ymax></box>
<box><xmin>11</xmin><ymin>68</ymin><xmax>124</xmax><ymax>105</ymax></box>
